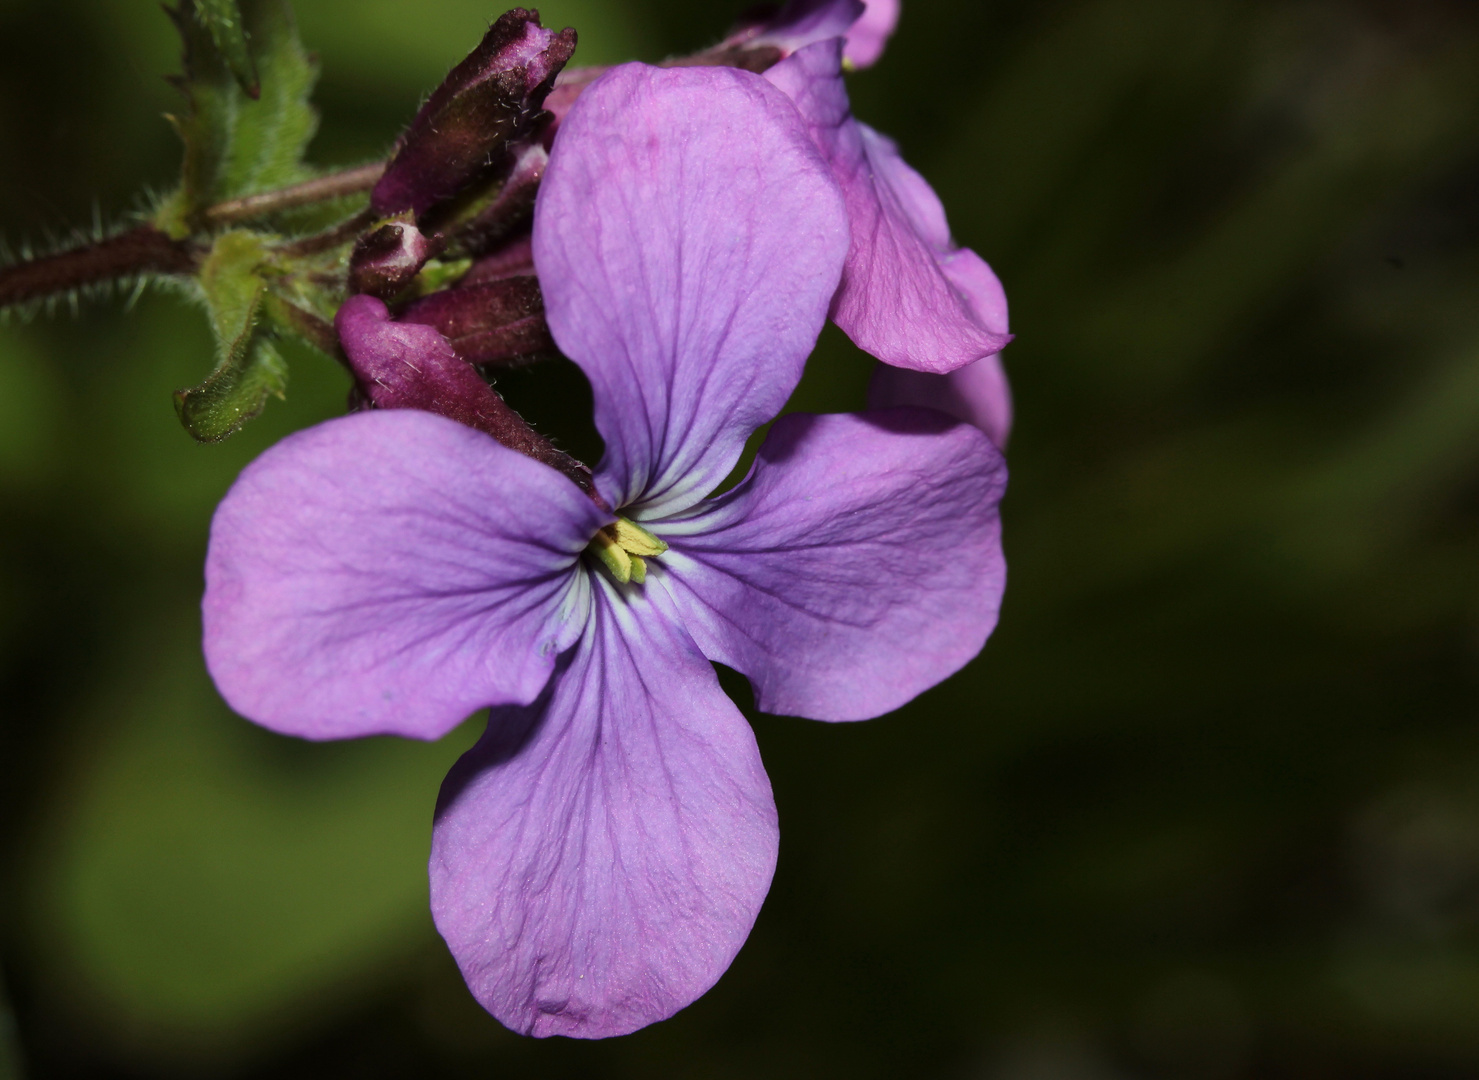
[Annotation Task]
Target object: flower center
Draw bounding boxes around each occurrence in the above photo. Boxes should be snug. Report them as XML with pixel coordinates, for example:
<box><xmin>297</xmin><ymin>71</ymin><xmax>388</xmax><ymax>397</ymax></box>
<box><xmin>587</xmin><ymin>516</ymin><xmax>668</xmax><ymax>584</ymax></box>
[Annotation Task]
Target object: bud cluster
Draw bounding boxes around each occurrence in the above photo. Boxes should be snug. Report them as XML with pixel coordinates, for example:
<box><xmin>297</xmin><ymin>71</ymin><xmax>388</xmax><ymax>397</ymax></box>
<box><xmin>339</xmin><ymin>8</ymin><xmax>574</xmax><ymax>423</ymax></box>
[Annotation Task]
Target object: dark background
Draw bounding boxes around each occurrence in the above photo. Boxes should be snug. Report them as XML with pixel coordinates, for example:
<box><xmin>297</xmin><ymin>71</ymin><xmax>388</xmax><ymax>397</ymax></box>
<box><xmin>4</xmin><ymin>0</ymin><xmax>1479</xmax><ymax>1076</ymax></box>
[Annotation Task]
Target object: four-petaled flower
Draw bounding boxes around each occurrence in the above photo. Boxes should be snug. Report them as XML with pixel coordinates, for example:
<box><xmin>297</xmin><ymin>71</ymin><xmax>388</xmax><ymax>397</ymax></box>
<box><xmin>203</xmin><ymin>63</ymin><xmax>1006</xmax><ymax>1037</ymax></box>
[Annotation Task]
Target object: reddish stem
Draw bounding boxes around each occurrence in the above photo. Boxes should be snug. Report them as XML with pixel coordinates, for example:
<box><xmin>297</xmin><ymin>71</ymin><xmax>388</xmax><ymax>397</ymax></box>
<box><xmin>0</xmin><ymin>226</ymin><xmax>198</xmax><ymax>309</ymax></box>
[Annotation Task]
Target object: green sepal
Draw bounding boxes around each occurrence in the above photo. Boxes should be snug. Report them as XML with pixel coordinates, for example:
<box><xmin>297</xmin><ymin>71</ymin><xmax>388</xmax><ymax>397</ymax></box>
<box><xmin>196</xmin><ymin>0</ymin><xmax>260</xmax><ymax>99</ymax></box>
<box><xmin>174</xmin><ymin>231</ymin><xmax>287</xmax><ymax>442</ymax></box>
<box><xmin>155</xmin><ymin>0</ymin><xmax>319</xmax><ymax>237</ymax></box>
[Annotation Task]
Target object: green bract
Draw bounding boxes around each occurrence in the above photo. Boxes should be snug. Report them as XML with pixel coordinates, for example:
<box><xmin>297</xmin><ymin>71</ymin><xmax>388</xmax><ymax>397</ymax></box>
<box><xmin>175</xmin><ymin>231</ymin><xmax>287</xmax><ymax>442</ymax></box>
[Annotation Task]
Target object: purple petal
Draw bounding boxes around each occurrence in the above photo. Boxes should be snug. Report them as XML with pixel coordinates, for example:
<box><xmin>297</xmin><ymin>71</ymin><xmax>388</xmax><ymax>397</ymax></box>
<box><xmin>867</xmin><ymin>253</ymin><xmax>1013</xmax><ymax>447</ymax></box>
<box><xmin>655</xmin><ymin>409</ymin><xmax>1007</xmax><ymax>721</ymax></box>
<box><xmin>533</xmin><ymin>63</ymin><xmax>849</xmax><ymax>515</ymax></box>
<box><xmin>753</xmin><ymin>0</ymin><xmax>865</xmax><ymax>56</ymax></box>
<box><xmin>869</xmin><ymin>352</ymin><xmax>1013</xmax><ymax>449</ymax></box>
<box><xmin>844</xmin><ymin>0</ymin><xmax>901</xmax><ymax>69</ymax></box>
<box><xmin>766</xmin><ymin>41</ymin><xmax>1012</xmax><ymax>372</ymax></box>
<box><xmin>430</xmin><ymin>580</ymin><xmax>777</xmax><ymax>1037</ymax></box>
<box><xmin>203</xmin><ymin>410</ymin><xmax>607</xmax><ymax>741</ymax></box>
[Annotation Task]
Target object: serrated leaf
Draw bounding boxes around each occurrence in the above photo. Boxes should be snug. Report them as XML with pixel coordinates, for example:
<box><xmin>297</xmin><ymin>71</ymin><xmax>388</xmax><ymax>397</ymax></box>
<box><xmin>196</xmin><ymin>0</ymin><xmax>260</xmax><ymax>98</ymax></box>
<box><xmin>220</xmin><ymin>0</ymin><xmax>317</xmax><ymax>197</ymax></box>
<box><xmin>155</xmin><ymin>0</ymin><xmax>319</xmax><ymax>237</ymax></box>
<box><xmin>175</xmin><ymin>231</ymin><xmax>287</xmax><ymax>442</ymax></box>
<box><xmin>155</xmin><ymin>4</ymin><xmax>232</xmax><ymax>238</ymax></box>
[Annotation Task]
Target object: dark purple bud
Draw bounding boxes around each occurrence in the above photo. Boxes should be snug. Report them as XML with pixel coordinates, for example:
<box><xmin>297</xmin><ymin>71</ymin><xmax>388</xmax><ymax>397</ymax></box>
<box><xmin>448</xmin><ymin>141</ymin><xmax>548</xmax><ymax>257</ymax></box>
<box><xmin>348</xmin><ymin>218</ymin><xmax>433</xmax><ymax>299</ymax></box>
<box><xmin>399</xmin><ymin>275</ymin><xmax>554</xmax><ymax>367</ymax></box>
<box><xmin>463</xmin><ymin>233</ymin><xmax>536</xmax><ymax>284</ymax></box>
<box><xmin>335</xmin><ymin>295</ymin><xmax>594</xmax><ymax>495</ymax></box>
<box><xmin>372</xmin><ymin>9</ymin><xmax>577</xmax><ymax>218</ymax></box>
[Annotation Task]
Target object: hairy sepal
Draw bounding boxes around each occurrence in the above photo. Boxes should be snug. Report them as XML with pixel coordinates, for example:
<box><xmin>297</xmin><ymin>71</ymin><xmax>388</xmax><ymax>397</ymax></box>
<box><xmin>175</xmin><ymin>231</ymin><xmax>287</xmax><ymax>442</ymax></box>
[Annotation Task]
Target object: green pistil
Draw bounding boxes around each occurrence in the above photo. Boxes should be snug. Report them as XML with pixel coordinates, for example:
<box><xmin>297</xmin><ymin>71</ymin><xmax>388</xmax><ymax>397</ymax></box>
<box><xmin>588</xmin><ymin>517</ymin><xmax>668</xmax><ymax>584</ymax></box>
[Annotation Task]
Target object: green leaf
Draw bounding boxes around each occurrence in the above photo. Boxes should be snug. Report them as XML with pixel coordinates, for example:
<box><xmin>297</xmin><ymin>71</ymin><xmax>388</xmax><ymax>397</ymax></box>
<box><xmin>196</xmin><ymin>0</ymin><xmax>259</xmax><ymax>98</ymax></box>
<box><xmin>154</xmin><ymin>0</ymin><xmax>319</xmax><ymax>237</ymax></box>
<box><xmin>174</xmin><ymin>231</ymin><xmax>287</xmax><ymax>442</ymax></box>
<box><xmin>155</xmin><ymin>5</ymin><xmax>232</xmax><ymax>238</ymax></box>
<box><xmin>220</xmin><ymin>0</ymin><xmax>317</xmax><ymax>198</ymax></box>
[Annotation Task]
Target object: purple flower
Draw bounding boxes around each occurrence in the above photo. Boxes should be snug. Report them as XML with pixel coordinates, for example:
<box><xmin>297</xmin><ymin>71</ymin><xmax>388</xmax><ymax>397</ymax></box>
<box><xmin>756</xmin><ymin>1</ymin><xmax>1015</xmax><ymax>441</ymax></box>
<box><xmin>867</xmin><ymin>248</ymin><xmax>1012</xmax><ymax>449</ymax></box>
<box><xmin>203</xmin><ymin>63</ymin><xmax>1006</xmax><ymax>1037</ymax></box>
<box><xmin>841</xmin><ymin>0</ymin><xmax>901</xmax><ymax>68</ymax></box>
<box><xmin>764</xmin><ymin>34</ymin><xmax>1010</xmax><ymax>373</ymax></box>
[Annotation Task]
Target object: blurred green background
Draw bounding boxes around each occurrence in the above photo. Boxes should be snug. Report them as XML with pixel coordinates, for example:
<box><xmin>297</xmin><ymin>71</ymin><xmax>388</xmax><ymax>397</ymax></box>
<box><xmin>4</xmin><ymin>0</ymin><xmax>1479</xmax><ymax>1076</ymax></box>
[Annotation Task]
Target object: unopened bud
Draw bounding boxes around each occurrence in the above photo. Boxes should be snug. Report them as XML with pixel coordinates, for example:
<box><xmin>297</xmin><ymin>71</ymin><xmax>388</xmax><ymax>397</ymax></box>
<box><xmin>348</xmin><ymin>218</ymin><xmax>433</xmax><ymax>299</ymax></box>
<box><xmin>463</xmin><ymin>234</ymin><xmax>536</xmax><ymax>284</ymax></box>
<box><xmin>447</xmin><ymin>141</ymin><xmax>548</xmax><ymax>257</ymax></box>
<box><xmin>372</xmin><ymin>9</ymin><xmax>576</xmax><ymax>218</ymax></box>
<box><xmin>335</xmin><ymin>294</ymin><xmax>595</xmax><ymax>496</ymax></box>
<box><xmin>398</xmin><ymin>275</ymin><xmax>554</xmax><ymax>367</ymax></box>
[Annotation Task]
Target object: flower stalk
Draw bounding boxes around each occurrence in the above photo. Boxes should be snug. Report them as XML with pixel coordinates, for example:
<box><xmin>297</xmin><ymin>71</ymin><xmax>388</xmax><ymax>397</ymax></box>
<box><xmin>0</xmin><ymin>162</ymin><xmax>385</xmax><ymax>315</ymax></box>
<box><xmin>200</xmin><ymin>161</ymin><xmax>386</xmax><ymax>227</ymax></box>
<box><xmin>0</xmin><ymin>225</ymin><xmax>199</xmax><ymax>311</ymax></box>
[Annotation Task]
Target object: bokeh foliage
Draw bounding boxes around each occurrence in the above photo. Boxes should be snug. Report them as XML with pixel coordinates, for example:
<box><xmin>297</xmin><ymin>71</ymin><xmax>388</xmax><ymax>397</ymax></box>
<box><xmin>3</xmin><ymin>0</ymin><xmax>1479</xmax><ymax>1076</ymax></box>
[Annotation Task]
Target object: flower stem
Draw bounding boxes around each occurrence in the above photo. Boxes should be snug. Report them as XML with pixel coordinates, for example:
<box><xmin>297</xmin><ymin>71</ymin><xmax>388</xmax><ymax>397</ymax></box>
<box><xmin>0</xmin><ymin>226</ymin><xmax>198</xmax><ymax>310</ymax></box>
<box><xmin>202</xmin><ymin>162</ymin><xmax>385</xmax><ymax>227</ymax></box>
<box><xmin>0</xmin><ymin>163</ymin><xmax>388</xmax><ymax>314</ymax></box>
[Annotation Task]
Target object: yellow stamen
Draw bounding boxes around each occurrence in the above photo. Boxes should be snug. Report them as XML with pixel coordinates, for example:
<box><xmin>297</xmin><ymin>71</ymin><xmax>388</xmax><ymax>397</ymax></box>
<box><xmin>589</xmin><ymin>528</ymin><xmax>633</xmax><ymax>584</ymax></box>
<box><xmin>607</xmin><ymin>517</ymin><xmax>667</xmax><ymax>557</ymax></box>
<box><xmin>586</xmin><ymin>516</ymin><xmax>667</xmax><ymax>585</ymax></box>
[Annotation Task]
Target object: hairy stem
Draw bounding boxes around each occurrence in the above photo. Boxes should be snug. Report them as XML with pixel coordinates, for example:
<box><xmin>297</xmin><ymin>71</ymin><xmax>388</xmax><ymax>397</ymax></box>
<box><xmin>0</xmin><ymin>164</ymin><xmax>388</xmax><ymax>314</ymax></box>
<box><xmin>0</xmin><ymin>226</ymin><xmax>198</xmax><ymax>310</ymax></box>
<box><xmin>202</xmin><ymin>163</ymin><xmax>385</xmax><ymax>226</ymax></box>
<box><xmin>275</xmin><ymin>208</ymin><xmax>377</xmax><ymax>257</ymax></box>
<box><xmin>263</xmin><ymin>294</ymin><xmax>344</xmax><ymax>359</ymax></box>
